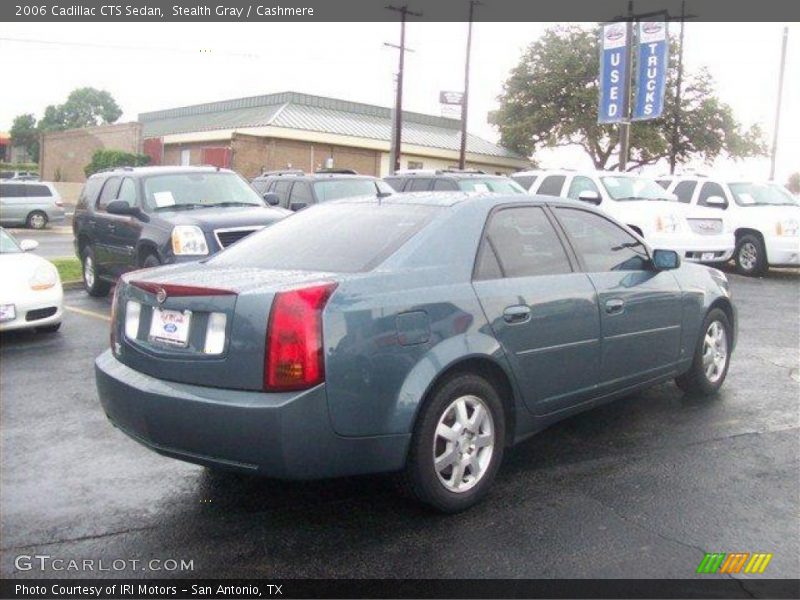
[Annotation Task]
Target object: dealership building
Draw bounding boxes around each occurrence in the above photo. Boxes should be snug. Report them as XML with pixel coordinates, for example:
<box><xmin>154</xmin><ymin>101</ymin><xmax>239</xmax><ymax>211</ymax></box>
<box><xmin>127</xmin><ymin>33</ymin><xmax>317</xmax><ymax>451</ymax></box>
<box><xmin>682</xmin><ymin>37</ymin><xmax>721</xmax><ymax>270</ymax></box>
<box><xmin>39</xmin><ymin>91</ymin><xmax>530</xmax><ymax>182</ymax></box>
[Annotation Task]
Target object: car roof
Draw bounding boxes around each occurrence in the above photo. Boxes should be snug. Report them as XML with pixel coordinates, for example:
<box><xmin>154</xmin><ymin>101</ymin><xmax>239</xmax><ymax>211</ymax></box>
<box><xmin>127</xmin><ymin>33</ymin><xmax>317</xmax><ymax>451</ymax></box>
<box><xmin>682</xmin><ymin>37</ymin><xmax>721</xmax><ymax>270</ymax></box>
<box><xmin>328</xmin><ymin>191</ymin><xmax>579</xmax><ymax>210</ymax></box>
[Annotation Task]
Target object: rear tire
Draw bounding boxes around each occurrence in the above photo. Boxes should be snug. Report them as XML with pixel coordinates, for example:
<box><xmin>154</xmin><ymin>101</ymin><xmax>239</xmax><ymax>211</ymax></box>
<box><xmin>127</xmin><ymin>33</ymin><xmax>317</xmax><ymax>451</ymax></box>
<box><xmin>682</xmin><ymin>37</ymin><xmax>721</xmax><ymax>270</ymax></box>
<box><xmin>400</xmin><ymin>373</ymin><xmax>505</xmax><ymax>513</ymax></box>
<box><xmin>27</xmin><ymin>211</ymin><xmax>48</xmax><ymax>230</ymax></box>
<box><xmin>734</xmin><ymin>234</ymin><xmax>767</xmax><ymax>276</ymax></box>
<box><xmin>82</xmin><ymin>246</ymin><xmax>111</xmax><ymax>297</ymax></box>
<box><xmin>676</xmin><ymin>308</ymin><xmax>732</xmax><ymax>396</ymax></box>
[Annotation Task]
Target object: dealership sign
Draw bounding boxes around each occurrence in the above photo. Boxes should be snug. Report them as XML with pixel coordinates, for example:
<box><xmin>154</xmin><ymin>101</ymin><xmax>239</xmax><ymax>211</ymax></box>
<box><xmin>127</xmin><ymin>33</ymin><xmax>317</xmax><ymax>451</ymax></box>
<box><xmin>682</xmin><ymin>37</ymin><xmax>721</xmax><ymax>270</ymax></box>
<box><xmin>598</xmin><ymin>23</ymin><xmax>630</xmax><ymax>124</ymax></box>
<box><xmin>439</xmin><ymin>91</ymin><xmax>464</xmax><ymax>106</ymax></box>
<box><xmin>633</xmin><ymin>21</ymin><xmax>669</xmax><ymax>120</ymax></box>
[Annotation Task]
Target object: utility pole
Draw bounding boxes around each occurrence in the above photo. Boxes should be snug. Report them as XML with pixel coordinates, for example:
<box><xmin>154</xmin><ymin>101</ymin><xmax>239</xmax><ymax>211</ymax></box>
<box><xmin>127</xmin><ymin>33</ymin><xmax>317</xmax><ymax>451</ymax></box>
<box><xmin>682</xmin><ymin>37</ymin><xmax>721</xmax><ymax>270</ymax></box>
<box><xmin>386</xmin><ymin>4</ymin><xmax>422</xmax><ymax>174</ymax></box>
<box><xmin>458</xmin><ymin>0</ymin><xmax>480</xmax><ymax>170</ymax></box>
<box><xmin>769</xmin><ymin>26</ymin><xmax>788</xmax><ymax>181</ymax></box>
<box><xmin>617</xmin><ymin>0</ymin><xmax>634</xmax><ymax>172</ymax></box>
<box><xmin>669</xmin><ymin>0</ymin><xmax>687</xmax><ymax>175</ymax></box>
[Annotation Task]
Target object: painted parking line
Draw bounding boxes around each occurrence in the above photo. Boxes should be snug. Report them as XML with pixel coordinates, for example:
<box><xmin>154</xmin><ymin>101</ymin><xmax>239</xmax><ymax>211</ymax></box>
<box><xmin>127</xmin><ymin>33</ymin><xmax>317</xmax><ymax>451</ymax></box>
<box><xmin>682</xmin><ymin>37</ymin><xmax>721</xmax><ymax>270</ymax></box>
<box><xmin>64</xmin><ymin>305</ymin><xmax>111</xmax><ymax>322</ymax></box>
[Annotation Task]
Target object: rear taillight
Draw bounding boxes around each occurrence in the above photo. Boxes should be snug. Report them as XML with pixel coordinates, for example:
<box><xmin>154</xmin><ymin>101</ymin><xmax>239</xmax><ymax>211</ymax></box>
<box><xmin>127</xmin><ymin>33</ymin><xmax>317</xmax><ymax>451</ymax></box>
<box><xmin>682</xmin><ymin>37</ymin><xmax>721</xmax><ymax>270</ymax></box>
<box><xmin>264</xmin><ymin>282</ymin><xmax>337</xmax><ymax>391</ymax></box>
<box><xmin>110</xmin><ymin>284</ymin><xmax>121</xmax><ymax>351</ymax></box>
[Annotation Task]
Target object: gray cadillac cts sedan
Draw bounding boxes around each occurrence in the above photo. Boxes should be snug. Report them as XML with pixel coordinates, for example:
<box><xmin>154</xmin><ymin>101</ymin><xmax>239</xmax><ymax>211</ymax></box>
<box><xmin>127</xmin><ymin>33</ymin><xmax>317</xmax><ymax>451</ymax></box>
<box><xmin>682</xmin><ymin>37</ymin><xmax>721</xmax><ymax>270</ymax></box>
<box><xmin>96</xmin><ymin>193</ymin><xmax>736</xmax><ymax>512</ymax></box>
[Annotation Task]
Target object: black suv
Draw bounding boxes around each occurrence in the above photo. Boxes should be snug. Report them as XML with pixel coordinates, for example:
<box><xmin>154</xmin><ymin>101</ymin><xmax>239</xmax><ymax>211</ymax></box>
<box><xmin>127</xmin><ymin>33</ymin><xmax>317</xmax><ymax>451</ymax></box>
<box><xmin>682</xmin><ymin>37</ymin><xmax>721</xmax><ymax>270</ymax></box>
<box><xmin>384</xmin><ymin>169</ymin><xmax>527</xmax><ymax>194</ymax></box>
<box><xmin>251</xmin><ymin>170</ymin><xmax>393</xmax><ymax>211</ymax></box>
<box><xmin>73</xmin><ymin>166</ymin><xmax>290</xmax><ymax>296</ymax></box>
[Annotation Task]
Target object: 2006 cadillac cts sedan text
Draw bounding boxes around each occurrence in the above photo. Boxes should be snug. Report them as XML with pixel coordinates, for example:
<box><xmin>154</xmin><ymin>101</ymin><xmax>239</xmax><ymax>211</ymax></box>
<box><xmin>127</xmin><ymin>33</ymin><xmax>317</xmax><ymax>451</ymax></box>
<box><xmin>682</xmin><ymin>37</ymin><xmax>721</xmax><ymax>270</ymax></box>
<box><xmin>95</xmin><ymin>193</ymin><xmax>736</xmax><ymax>512</ymax></box>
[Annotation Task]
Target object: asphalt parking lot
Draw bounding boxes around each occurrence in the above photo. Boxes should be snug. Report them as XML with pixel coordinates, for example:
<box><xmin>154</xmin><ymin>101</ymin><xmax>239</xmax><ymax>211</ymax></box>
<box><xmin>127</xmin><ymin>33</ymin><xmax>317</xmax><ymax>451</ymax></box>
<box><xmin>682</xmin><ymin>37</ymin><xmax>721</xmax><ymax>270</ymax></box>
<box><xmin>0</xmin><ymin>268</ymin><xmax>798</xmax><ymax>581</ymax></box>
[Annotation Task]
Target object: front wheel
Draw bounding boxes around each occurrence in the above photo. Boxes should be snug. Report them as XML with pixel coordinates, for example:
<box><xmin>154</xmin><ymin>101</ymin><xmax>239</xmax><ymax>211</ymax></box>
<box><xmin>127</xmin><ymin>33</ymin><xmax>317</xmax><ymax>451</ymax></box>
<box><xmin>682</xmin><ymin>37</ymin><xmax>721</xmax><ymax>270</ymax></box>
<box><xmin>735</xmin><ymin>234</ymin><xmax>767</xmax><ymax>276</ymax></box>
<box><xmin>676</xmin><ymin>308</ymin><xmax>732</xmax><ymax>395</ymax></box>
<box><xmin>27</xmin><ymin>211</ymin><xmax>48</xmax><ymax>230</ymax></box>
<box><xmin>401</xmin><ymin>373</ymin><xmax>505</xmax><ymax>513</ymax></box>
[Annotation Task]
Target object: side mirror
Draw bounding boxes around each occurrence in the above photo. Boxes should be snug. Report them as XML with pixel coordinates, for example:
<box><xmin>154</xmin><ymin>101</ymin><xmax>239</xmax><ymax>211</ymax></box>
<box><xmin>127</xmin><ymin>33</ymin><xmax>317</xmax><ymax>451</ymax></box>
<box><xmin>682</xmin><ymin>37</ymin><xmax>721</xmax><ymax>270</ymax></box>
<box><xmin>262</xmin><ymin>192</ymin><xmax>280</xmax><ymax>206</ymax></box>
<box><xmin>106</xmin><ymin>200</ymin><xmax>139</xmax><ymax>216</ymax></box>
<box><xmin>652</xmin><ymin>249</ymin><xmax>680</xmax><ymax>270</ymax></box>
<box><xmin>578</xmin><ymin>190</ymin><xmax>602</xmax><ymax>205</ymax></box>
<box><xmin>19</xmin><ymin>239</ymin><xmax>39</xmax><ymax>252</ymax></box>
<box><xmin>289</xmin><ymin>202</ymin><xmax>308</xmax><ymax>212</ymax></box>
<box><xmin>705</xmin><ymin>195</ymin><xmax>727</xmax><ymax>209</ymax></box>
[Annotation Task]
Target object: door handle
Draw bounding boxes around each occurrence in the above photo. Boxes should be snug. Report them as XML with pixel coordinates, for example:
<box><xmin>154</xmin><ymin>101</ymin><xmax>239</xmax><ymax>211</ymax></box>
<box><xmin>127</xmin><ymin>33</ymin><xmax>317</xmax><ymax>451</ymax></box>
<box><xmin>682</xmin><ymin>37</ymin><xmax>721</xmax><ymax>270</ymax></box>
<box><xmin>605</xmin><ymin>298</ymin><xmax>625</xmax><ymax>315</ymax></box>
<box><xmin>503</xmin><ymin>305</ymin><xmax>531</xmax><ymax>324</ymax></box>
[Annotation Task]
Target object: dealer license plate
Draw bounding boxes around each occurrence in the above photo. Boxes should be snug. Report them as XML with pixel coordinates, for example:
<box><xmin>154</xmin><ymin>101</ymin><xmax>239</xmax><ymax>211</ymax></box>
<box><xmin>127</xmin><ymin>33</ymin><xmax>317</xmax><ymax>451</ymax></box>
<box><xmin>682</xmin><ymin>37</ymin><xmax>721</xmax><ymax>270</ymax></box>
<box><xmin>149</xmin><ymin>308</ymin><xmax>192</xmax><ymax>347</ymax></box>
<box><xmin>701</xmin><ymin>252</ymin><xmax>716</xmax><ymax>261</ymax></box>
<box><xmin>0</xmin><ymin>304</ymin><xmax>15</xmax><ymax>322</ymax></box>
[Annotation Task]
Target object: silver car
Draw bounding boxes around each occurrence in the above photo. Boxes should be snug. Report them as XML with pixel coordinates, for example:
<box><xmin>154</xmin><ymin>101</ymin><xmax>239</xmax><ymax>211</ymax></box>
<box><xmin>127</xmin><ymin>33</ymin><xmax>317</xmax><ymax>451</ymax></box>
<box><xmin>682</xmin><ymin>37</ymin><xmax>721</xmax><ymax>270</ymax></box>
<box><xmin>0</xmin><ymin>181</ymin><xmax>65</xmax><ymax>229</ymax></box>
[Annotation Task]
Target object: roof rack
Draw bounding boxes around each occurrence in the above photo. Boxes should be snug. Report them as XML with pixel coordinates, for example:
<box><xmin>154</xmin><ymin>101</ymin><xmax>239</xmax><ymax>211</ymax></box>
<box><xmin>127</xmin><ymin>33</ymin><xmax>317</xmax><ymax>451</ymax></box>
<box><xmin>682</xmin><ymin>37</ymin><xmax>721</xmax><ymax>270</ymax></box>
<box><xmin>442</xmin><ymin>167</ymin><xmax>487</xmax><ymax>174</ymax></box>
<box><xmin>256</xmin><ymin>169</ymin><xmax>305</xmax><ymax>177</ymax></box>
<box><xmin>314</xmin><ymin>168</ymin><xmax>359</xmax><ymax>175</ymax></box>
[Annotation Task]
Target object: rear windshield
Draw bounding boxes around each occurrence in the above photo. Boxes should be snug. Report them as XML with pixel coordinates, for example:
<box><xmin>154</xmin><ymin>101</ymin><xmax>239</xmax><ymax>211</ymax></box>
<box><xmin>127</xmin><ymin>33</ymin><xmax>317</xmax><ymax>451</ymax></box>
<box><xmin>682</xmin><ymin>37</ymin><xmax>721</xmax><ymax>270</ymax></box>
<box><xmin>457</xmin><ymin>178</ymin><xmax>526</xmax><ymax>194</ymax></box>
<box><xmin>209</xmin><ymin>203</ymin><xmax>439</xmax><ymax>273</ymax></box>
<box><xmin>312</xmin><ymin>179</ymin><xmax>387</xmax><ymax>202</ymax></box>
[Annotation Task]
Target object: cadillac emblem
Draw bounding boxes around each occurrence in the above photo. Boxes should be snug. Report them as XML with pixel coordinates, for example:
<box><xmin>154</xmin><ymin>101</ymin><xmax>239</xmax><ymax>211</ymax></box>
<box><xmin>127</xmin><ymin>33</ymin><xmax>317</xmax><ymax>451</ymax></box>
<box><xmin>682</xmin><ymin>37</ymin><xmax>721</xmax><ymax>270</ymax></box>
<box><xmin>156</xmin><ymin>288</ymin><xmax>168</xmax><ymax>304</ymax></box>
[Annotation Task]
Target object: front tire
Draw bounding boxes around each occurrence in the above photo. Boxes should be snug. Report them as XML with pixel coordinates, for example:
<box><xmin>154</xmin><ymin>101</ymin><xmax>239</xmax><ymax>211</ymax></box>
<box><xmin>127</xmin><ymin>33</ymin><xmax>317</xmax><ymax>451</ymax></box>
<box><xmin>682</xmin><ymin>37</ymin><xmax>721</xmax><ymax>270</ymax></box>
<box><xmin>401</xmin><ymin>373</ymin><xmax>505</xmax><ymax>513</ymax></box>
<box><xmin>82</xmin><ymin>246</ymin><xmax>111</xmax><ymax>297</ymax></box>
<box><xmin>676</xmin><ymin>308</ymin><xmax>732</xmax><ymax>395</ymax></box>
<box><xmin>141</xmin><ymin>253</ymin><xmax>161</xmax><ymax>269</ymax></box>
<box><xmin>27</xmin><ymin>211</ymin><xmax>48</xmax><ymax>230</ymax></box>
<box><xmin>735</xmin><ymin>234</ymin><xmax>767</xmax><ymax>276</ymax></box>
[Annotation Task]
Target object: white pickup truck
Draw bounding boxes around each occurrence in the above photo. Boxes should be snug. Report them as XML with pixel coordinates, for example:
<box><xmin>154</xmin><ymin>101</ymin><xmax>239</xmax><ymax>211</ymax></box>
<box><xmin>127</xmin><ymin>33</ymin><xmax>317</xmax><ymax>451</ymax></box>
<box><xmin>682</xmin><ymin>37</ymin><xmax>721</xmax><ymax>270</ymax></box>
<box><xmin>512</xmin><ymin>170</ymin><xmax>735</xmax><ymax>265</ymax></box>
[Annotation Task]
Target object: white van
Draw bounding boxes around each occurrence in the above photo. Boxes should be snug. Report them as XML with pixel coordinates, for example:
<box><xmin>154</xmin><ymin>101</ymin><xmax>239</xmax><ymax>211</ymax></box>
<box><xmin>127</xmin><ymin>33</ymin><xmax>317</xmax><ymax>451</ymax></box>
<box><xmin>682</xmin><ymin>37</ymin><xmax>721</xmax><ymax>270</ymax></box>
<box><xmin>512</xmin><ymin>170</ymin><xmax>735</xmax><ymax>265</ymax></box>
<box><xmin>656</xmin><ymin>175</ymin><xmax>799</xmax><ymax>275</ymax></box>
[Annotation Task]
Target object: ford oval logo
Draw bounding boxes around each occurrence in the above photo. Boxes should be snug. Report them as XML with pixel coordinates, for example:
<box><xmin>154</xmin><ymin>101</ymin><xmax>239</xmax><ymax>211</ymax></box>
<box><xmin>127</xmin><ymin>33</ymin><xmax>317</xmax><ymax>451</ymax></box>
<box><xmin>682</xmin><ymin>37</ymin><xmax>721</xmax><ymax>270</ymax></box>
<box><xmin>156</xmin><ymin>288</ymin><xmax>168</xmax><ymax>304</ymax></box>
<box><xmin>164</xmin><ymin>323</ymin><xmax>177</xmax><ymax>333</ymax></box>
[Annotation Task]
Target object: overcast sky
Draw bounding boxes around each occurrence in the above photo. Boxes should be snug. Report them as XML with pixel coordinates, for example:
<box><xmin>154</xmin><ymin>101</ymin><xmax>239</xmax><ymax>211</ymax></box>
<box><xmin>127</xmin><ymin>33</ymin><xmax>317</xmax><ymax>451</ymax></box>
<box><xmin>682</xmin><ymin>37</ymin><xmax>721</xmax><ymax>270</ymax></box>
<box><xmin>1</xmin><ymin>21</ymin><xmax>797</xmax><ymax>181</ymax></box>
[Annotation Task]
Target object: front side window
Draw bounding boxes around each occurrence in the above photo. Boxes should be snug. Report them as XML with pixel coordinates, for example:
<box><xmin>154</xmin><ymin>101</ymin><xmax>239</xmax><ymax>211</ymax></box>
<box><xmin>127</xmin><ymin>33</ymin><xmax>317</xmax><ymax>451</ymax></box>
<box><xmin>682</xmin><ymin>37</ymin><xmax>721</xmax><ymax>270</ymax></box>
<box><xmin>97</xmin><ymin>177</ymin><xmax>121</xmax><ymax>211</ymax></box>
<box><xmin>475</xmin><ymin>206</ymin><xmax>572</xmax><ymax>280</ymax></box>
<box><xmin>142</xmin><ymin>172</ymin><xmax>265</xmax><ymax>211</ymax></box>
<box><xmin>210</xmin><ymin>203</ymin><xmax>439</xmax><ymax>273</ymax></box>
<box><xmin>697</xmin><ymin>182</ymin><xmax>728</xmax><ymax>207</ymax></box>
<box><xmin>600</xmin><ymin>176</ymin><xmax>674</xmax><ymax>202</ymax></box>
<box><xmin>556</xmin><ymin>208</ymin><xmax>649</xmax><ymax>272</ymax></box>
<box><xmin>289</xmin><ymin>182</ymin><xmax>313</xmax><ymax>207</ymax></box>
<box><xmin>567</xmin><ymin>176</ymin><xmax>600</xmax><ymax>199</ymax></box>
<box><xmin>25</xmin><ymin>184</ymin><xmax>52</xmax><ymax>198</ymax></box>
<box><xmin>273</xmin><ymin>180</ymin><xmax>293</xmax><ymax>208</ymax></box>
<box><xmin>116</xmin><ymin>178</ymin><xmax>137</xmax><ymax>207</ymax></box>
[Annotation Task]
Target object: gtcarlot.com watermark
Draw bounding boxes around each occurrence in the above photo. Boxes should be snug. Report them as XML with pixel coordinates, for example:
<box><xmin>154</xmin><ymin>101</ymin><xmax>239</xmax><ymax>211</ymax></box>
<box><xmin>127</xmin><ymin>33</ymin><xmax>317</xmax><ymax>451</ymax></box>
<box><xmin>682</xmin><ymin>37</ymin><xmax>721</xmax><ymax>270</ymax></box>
<box><xmin>14</xmin><ymin>554</ymin><xmax>194</xmax><ymax>573</ymax></box>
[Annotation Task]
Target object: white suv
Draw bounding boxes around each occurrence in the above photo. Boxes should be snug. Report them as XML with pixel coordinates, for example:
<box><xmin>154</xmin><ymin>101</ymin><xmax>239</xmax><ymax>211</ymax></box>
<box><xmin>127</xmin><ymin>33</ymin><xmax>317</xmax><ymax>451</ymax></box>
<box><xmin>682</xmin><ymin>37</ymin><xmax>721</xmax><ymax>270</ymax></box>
<box><xmin>657</xmin><ymin>176</ymin><xmax>800</xmax><ymax>275</ymax></box>
<box><xmin>512</xmin><ymin>170</ymin><xmax>735</xmax><ymax>265</ymax></box>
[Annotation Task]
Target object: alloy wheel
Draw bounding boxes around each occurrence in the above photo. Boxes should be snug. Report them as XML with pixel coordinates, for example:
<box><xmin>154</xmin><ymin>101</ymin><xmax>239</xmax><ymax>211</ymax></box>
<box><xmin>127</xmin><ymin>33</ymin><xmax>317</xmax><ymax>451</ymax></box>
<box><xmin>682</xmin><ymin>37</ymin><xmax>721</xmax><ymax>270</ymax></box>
<box><xmin>702</xmin><ymin>320</ymin><xmax>728</xmax><ymax>383</ymax></box>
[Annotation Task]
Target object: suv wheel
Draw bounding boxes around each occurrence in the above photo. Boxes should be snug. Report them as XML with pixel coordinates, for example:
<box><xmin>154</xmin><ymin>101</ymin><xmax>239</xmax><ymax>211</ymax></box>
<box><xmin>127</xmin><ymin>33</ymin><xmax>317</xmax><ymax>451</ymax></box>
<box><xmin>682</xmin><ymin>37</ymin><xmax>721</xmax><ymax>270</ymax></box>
<box><xmin>735</xmin><ymin>234</ymin><xmax>767</xmax><ymax>276</ymax></box>
<box><xmin>401</xmin><ymin>373</ymin><xmax>505</xmax><ymax>512</ymax></box>
<box><xmin>27</xmin><ymin>211</ymin><xmax>48</xmax><ymax>230</ymax></box>
<box><xmin>82</xmin><ymin>246</ymin><xmax>111</xmax><ymax>297</ymax></box>
<box><xmin>141</xmin><ymin>253</ymin><xmax>161</xmax><ymax>269</ymax></box>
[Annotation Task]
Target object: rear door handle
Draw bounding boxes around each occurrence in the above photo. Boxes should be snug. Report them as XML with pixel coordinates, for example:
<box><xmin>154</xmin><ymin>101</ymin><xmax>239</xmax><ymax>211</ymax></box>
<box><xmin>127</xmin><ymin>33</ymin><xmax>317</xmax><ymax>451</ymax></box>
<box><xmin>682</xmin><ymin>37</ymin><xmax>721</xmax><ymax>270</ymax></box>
<box><xmin>503</xmin><ymin>305</ymin><xmax>531</xmax><ymax>324</ymax></box>
<box><xmin>605</xmin><ymin>298</ymin><xmax>625</xmax><ymax>315</ymax></box>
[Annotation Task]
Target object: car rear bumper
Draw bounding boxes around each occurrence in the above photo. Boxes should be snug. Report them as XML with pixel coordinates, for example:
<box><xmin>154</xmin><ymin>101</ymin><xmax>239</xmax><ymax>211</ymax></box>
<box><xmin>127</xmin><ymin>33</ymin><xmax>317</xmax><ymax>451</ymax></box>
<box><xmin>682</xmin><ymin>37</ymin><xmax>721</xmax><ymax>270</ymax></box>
<box><xmin>0</xmin><ymin>285</ymin><xmax>63</xmax><ymax>332</ymax></box>
<box><xmin>95</xmin><ymin>350</ymin><xmax>410</xmax><ymax>479</ymax></box>
<box><xmin>648</xmin><ymin>232</ymin><xmax>735</xmax><ymax>263</ymax></box>
<box><xmin>765</xmin><ymin>236</ymin><xmax>800</xmax><ymax>266</ymax></box>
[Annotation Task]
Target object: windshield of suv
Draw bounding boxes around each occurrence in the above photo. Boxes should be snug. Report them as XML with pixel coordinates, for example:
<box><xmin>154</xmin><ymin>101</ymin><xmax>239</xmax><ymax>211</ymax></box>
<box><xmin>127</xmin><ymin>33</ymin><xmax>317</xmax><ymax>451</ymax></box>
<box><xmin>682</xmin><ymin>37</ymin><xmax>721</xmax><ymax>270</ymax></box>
<box><xmin>0</xmin><ymin>229</ymin><xmax>21</xmax><ymax>254</ymax></box>
<box><xmin>457</xmin><ymin>178</ymin><xmax>527</xmax><ymax>194</ymax></box>
<box><xmin>600</xmin><ymin>176</ymin><xmax>674</xmax><ymax>201</ymax></box>
<box><xmin>143</xmin><ymin>172</ymin><xmax>266</xmax><ymax>211</ymax></box>
<box><xmin>313</xmin><ymin>178</ymin><xmax>388</xmax><ymax>202</ymax></box>
<box><xmin>729</xmin><ymin>182</ymin><xmax>797</xmax><ymax>207</ymax></box>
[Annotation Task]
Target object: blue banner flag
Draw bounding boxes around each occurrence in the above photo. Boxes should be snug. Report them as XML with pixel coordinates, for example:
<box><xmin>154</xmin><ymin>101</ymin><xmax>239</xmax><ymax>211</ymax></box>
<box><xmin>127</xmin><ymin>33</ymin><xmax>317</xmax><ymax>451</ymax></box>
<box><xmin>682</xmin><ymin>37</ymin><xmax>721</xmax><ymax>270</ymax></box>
<box><xmin>632</xmin><ymin>21</ymin><xmax>669</xmax><ymax>120</ymax></box>
<box><xmin>598</xmin><ymin>22</ymin><xmax>630</xmax><ymax>124</ymax></box>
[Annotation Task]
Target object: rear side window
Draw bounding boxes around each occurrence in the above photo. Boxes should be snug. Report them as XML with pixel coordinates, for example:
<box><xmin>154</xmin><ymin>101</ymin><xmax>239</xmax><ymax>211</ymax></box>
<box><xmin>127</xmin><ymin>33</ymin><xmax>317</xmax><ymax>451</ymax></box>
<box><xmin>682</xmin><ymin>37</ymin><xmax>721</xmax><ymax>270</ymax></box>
<box><xmin>0</xmin><ymin>184</ymin><xmax>25</xmax><ymax>198</ymax></box>
<box><xmin>407</xmin><ymin>178</ymin><xmax>433</xmax><ymax>192</ymax></box>
<box><xmin>77</xmin><ymin>177</ymin><xmax>104</xmax><ymax>210</ymax></box>
<box><xmin>210</xmin><ymin>203</ymin><xmax>439</xmax><ymax>273</ymax></box>
<box><xmin>511</xmin><ymin>175</ymin><xmax>538</xmax><ymax>191</ymax></box>
<box><xmin>383</xmin><ymin>177</ymin><xmax>406</xmax><ymax>192</ymax></box>
<box><xmin>536</xmin><ymin>175</ymin><xmax>566</xmax><ymax>197</ymax></box>
<box><xmin>475</xmin><ymin>206</ymin><xmax>572</xmax><ymax>280</ymax></box>
<box><xmin>673</xmin><ymin>180</ymin><xmax>697</xmax><ymax>203</ymax></box>
<box><xmin>433</xmin><ymin>179</ymin><xmax>459</xmax><ymax>191</ymax></box>
<box><xmin>26</xmin><ymin>185</ymin><xmax>52</xmax><ymax>197</ymax></box>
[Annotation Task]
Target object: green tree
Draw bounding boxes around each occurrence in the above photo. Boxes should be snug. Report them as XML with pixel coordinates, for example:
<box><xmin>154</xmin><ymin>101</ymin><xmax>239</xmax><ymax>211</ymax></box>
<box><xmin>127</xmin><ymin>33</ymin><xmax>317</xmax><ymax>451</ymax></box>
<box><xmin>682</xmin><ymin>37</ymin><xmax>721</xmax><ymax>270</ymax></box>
<box><xmin>40</xmin><ymin>87</ymin><xmax>123</xmax><ymax>132</ymax></box>
<box><xmin>9</xmin><ymin>113</ymin><xmax>40</xmax><ymax>161</ymax></box>
<box><xmin>787</xmin><ymin>172</ymin><xmax>800</xmax><ymax>195</ymax></box>
<box><xmin>491</xmin><ymin>25</ymin><xmax>767</xmax><ymax>170</ymax></box>
<box><xmin>84</xmin><ymin>149</ymin><xmax>150</xmax><ymax>177</ymax></box>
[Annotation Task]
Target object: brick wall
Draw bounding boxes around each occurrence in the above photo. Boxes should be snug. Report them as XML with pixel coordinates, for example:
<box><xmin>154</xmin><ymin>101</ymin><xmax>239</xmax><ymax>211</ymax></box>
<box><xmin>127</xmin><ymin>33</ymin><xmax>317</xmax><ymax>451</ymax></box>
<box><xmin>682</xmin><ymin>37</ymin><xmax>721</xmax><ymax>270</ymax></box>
<box><xmin>229</xmin><ymin>133</ymin><xmax>380</xmax><ymax>178</ymax></box>
<box><xmin>40</xmin><ymin>122</ymin><xmax>142</xmax><ymax>182</ymax></box>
